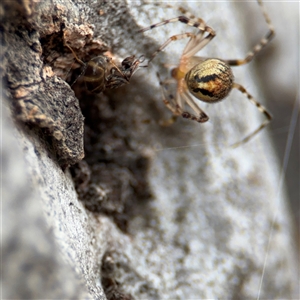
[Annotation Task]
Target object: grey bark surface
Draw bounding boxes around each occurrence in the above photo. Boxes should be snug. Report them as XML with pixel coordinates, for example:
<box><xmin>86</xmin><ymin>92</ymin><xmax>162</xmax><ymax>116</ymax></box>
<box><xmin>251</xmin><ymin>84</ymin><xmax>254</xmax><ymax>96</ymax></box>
<box><xmin>1</xmin><ymin>0</ymin><xmax>298</xmax><ymax>299</ymax></box>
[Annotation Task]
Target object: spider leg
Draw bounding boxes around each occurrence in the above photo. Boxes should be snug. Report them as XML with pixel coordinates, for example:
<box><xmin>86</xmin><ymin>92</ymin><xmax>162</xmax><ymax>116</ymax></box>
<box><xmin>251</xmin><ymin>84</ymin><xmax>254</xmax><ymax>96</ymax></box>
<box><xmin>147</xmin><ymin>3</ymin><xmax>204</xmax><ymax>22</ymax></box>
<box><xmin>65</xmin><ymin>44</ymin><xmax>85</xmax><ymax>66</ymax></box>
<box><xmin>157</xmin><ymin>72</ymin><xmax>209</xmax><ymax>124</ymax></box>
<box><xmin>65</xmin><ymin>44</ymin><xmax>88</xmax><ymax>87</ymax></box>
<box><xmin>222</xmin><ymin>0</ymin><xmax>275</xmax><ymax>66</ymax></box>
<box><xmin>181</xmin><ymin>91</ymin><xmax>209</xmax><ymax>123</ymax></box>
<box><xmin>139</xmin><ymin>16</ymin><xmax>202</xmax><ymax>33</ymax></box>
<box><xmin>157</xmin><ymin>72</ymin><xmax>181</xmax><ymax>117</ymax></box>
<box><xmin>230</xmin><ymin>82</ymin><xmax>272</xmax><ymax>148</ymax></box>
<box><xmin>182</xmin><ymin>23</ymin><xmax>215</xmax><ymax>58</ymax></box>
<box><xmin>177</xmin><ymin>6</ymin><xmax>200</xmax><ymax>20</ymax></box>
<box><xmin>157</xmin><ymin>72</ymin><xmax>202</xmax><ymax>126</ymax></box>
<box><xmin>145</xmin><ymin>32</ymin><xmax>196</xmax><ymax>66</ymax></box>
<box><xmin>183</xmin><ymin>27</ymin><xmax>215</xmax><ymax>58</ymax></box>
<box><xmin>140</xmin><ymin>16</ymin><xmax>215</xmax><ymax>64</ymax></box>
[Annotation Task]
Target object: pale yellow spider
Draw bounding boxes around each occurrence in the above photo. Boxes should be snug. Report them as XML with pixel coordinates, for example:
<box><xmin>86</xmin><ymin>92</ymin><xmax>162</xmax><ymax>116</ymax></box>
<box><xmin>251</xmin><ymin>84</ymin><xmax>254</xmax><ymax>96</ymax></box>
<box><xmin>140</xmin><ymin>0</ymin><xmax>275</xmax><ymax>147</ymax></box>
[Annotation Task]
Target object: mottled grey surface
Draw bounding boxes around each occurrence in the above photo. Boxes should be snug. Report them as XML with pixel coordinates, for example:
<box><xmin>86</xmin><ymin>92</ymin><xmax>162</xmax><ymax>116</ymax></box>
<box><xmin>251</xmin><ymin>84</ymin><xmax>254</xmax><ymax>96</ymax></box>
<box><xmin>1</xmin><ymin>0</ymin><xmax>298</xmax><ymax>299</ymax></box>
<box><xmin>1</xmin><ymin>104</ymin><xmax>93</xmax><ymax>299</ymax></box>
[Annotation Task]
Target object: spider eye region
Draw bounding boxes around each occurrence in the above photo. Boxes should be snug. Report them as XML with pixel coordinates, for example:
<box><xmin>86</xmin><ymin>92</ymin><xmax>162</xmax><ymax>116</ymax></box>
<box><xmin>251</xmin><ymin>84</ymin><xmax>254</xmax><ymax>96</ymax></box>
<box><xmin>186</xmin><ymin>59</ymin><xmax>234</xmax><ymax>103</ymax></box>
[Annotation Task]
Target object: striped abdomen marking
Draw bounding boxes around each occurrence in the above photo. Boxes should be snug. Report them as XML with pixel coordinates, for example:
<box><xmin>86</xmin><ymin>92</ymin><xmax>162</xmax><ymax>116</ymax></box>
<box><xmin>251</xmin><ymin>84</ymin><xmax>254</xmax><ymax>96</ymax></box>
<box><xmin>185</xmin><ymin>59</ymin><xmax>234</xmax><ymax>103</ymax></box>
<box><xmin>83</xmin><ymin>56</ymin><xmax>110</xmax><ymax>93</ymax></box>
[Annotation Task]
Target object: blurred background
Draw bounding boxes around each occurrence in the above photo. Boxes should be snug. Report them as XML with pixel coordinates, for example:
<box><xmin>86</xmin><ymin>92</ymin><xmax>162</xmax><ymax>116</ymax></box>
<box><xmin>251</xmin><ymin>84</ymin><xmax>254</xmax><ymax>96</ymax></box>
<box><xmin>244</xmin><ymin>1</ymin><xmax>299</xmax><ymax>243</ymax></box>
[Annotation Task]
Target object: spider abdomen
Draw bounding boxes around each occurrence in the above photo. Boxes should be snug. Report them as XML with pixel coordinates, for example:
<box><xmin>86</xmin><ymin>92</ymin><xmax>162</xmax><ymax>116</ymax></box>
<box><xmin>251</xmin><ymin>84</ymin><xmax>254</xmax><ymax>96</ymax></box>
<box><xmin>83</xmin><ymin>56</ymin><xmax>110</xmax><ymax>93</ymax></box>
<box><xmin>186</xmin><ymin>59</ymin><xmax>234</xmax><ymax>103</ymax></box>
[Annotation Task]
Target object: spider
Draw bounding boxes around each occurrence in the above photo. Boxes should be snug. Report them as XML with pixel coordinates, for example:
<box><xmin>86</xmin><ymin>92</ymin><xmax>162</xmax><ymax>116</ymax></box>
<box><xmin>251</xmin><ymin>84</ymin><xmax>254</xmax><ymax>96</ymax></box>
<box><xmin>65</xmin><ymin>44</ymin><xmax>144</xmax><ymax>93</ymax></box>
<box><xmin>139</xmin><ymin>0</ymin><xmax>275</xmax><ymax>147</ymax></box>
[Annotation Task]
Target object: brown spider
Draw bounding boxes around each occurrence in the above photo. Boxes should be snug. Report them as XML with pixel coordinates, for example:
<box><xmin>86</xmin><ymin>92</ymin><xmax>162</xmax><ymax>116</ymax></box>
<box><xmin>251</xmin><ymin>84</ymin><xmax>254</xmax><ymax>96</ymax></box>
<box><xmin>139</xmin><ymin>0</ymin><xmax>275</xmax><ymax>147</ymax></box>
<box><xmin>66</xmin><ymin>44</ymin><xmax>144</xmax><ymax>93</ymax></box>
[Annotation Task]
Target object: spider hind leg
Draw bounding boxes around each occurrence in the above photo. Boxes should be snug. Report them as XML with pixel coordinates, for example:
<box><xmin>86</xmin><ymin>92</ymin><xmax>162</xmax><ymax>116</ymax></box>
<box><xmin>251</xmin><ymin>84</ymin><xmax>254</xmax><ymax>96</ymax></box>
<box><xmin>231</xmin><ymin>83</ymin><xmax>272</xmax><ymax>148</ymax></box>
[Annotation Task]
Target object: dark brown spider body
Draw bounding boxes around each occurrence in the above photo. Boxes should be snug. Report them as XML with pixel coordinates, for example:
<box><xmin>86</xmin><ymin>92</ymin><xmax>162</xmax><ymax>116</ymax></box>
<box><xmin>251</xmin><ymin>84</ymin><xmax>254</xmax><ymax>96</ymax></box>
<box><xmin>105</xmin><ymin>55</ymin><xmax>143</xmax><ymax>90</ymax></box>
<box><xmin>83</xmin><ymin>55</ymin><xmax>142</xmax><ymax>93</ymax></box>
<box><xmin>83</xmin><ymin>56</ymin><xmax>111</xmax><ymax>93</ymax></box>
<box><xmin>66</xmin><ymin>44</ymin><xmax>143</xmax><ymax>93</ymax></box>
<box><xmin>185</xmin><ymin>59</ymin><xmax>234</xmax><ymax>103</ymax></box>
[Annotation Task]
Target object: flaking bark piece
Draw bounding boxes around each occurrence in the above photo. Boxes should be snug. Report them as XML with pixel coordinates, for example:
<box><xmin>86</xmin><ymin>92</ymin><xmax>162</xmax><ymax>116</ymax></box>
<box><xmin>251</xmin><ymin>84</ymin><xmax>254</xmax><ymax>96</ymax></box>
<box><xmin>3</xmin><ymin>22</ymin><xmax>84</xmax><ymax>167</ymax></box>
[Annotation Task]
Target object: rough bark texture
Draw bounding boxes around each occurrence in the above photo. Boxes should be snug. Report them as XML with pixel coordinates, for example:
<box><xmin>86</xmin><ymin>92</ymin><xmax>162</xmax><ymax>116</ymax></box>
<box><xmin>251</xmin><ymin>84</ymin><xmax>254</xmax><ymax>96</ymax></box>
<box><xmin>1</xmin><ymin>0</ymin><xmax>298</xmax><ymax>299</ymax></box>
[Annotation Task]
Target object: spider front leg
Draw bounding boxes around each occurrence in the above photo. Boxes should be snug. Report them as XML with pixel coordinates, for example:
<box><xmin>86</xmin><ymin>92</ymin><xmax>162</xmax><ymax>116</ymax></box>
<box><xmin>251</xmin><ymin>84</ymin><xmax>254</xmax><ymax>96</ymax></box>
<box><xmin>139</xmin><ymin>16</ymin><xmax>215</xmax><ymax>65</ymax></box>
<box><xmin>231</xmin><ymin>83</ymin><xmax>272</xmax><ymax>148</ymax></box>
